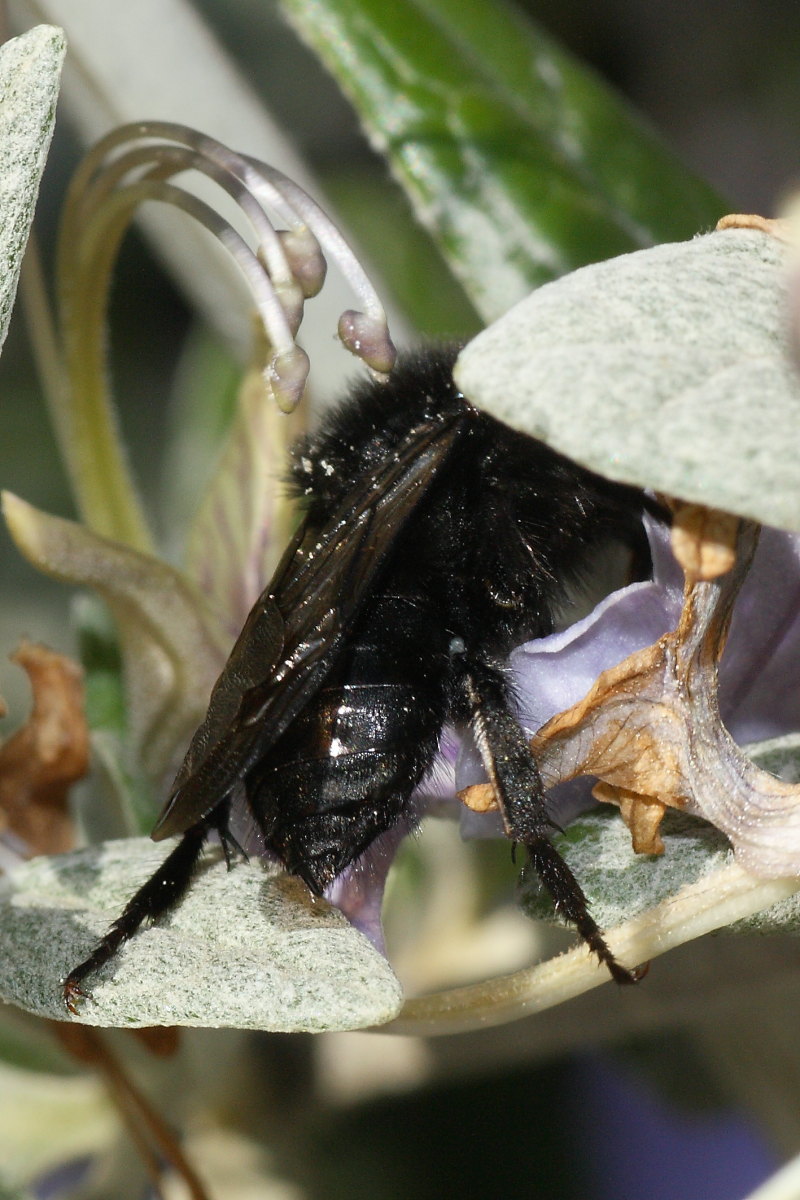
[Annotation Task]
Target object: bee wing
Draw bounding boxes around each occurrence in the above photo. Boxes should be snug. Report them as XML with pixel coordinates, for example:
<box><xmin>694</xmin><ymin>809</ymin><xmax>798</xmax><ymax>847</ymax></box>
<box><xmin>153</xmin><ymin>411</ymin><xmax>466</xmax><ymax>839</ymax></box>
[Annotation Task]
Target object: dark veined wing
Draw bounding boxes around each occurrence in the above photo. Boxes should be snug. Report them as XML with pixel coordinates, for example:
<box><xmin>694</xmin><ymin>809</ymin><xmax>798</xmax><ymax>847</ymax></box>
<box><xmin>152</xmin><ymin>409</ymin><xmax>467</xmax><ymax>840</ymax></box>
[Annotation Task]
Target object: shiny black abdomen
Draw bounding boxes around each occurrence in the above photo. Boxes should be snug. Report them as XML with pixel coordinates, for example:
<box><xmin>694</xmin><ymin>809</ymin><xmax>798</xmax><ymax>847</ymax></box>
<box><xmin>247</xmin><ymin>587</ymin><xmax>450</xmax><ymax>893</ymax></box>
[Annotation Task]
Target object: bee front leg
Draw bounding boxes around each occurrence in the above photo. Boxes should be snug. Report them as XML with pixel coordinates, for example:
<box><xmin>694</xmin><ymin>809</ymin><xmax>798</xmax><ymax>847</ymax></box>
<box><xmin>456</xmin><ymin>654</ymin><xmax>641</xmax><ymax>985</ymax></box>
<box><xmin>62</xmin><ymin>820</ymin><xmax>211</xmax><ymax>1014</ymax></box>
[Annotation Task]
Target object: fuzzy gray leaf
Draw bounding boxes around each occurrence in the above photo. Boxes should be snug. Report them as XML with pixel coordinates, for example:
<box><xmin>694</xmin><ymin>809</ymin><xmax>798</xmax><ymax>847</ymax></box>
<box><xmin>0</xmin><ymin>25</ymin><xmax>64</xmax><ymax>351</ymax></box>
<box><xmin>456</xmin><ymin>229</ymin><xmax>800</xmax><ymax>531</ymax></box>
<box><xmin>0</xmin><ymin>840</ymin><xmax>404</xmax><ymax>1030</ymax></box>
<box><xmin>521</xmin><ymin>809</ymin><xmax>800</xmax><ymax>939</ymax></box>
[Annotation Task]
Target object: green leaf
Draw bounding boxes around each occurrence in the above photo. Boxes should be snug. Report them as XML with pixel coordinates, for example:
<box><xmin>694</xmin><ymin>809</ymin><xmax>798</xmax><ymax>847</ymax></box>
<box><xmin>87</xmin><ymin>730</ymin><xmax>161</xmax><ymax>837</ymax></box>
<box><xmin>0</xmin><ymin>25</ymin><xmax>64</xmax><ymax>352</ymax></box>
<box><xmin>72</xmin><ymin>593</ymin><xmax>125</xmax><ymax>736</ymax></box>
<box><xmin>0</xmin><ymin>840</ymin><xmax>404</xmax><ymax>1030</ymax></box>
<box><xmin>279</xmin><ymin>0</ymin><xmax>723</xmax><ymax>320</ymax></box>
<box><xmin>747</xmin><ymin>732</ymin><xmax>800</xmax><ymax>784</ymax></box>
<box><xmin>70</xmin><ymin>595</ymin><xmax>161</xmax><ymax>837</ymax></box>
<box><xmin>323</xmin><ymin>169</ymin><xmax>481</xmax><ymax>336</ymax></box>
<box><xmin>456</xmin><ymin>228</ymin><xmax>800</xmax><ymax>531</ymax></box>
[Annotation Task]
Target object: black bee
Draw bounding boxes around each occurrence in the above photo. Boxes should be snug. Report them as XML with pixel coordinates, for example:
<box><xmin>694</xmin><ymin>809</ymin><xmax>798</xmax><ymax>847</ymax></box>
<box><xmin>63</xmin><ymin>344</ymin><xmax>656</xmax><ymax>1011</ymax></box>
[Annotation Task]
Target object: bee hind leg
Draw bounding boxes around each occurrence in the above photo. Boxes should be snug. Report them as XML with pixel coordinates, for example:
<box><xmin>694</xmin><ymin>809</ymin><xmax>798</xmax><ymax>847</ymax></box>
<box><xmin>456</xmin><ymin>654</ymin><xmax>642</xmax><ymax>985</ymax></box>
<box><xmin>62</xmin><ymin>819</ymin><xmax>210</xmax><ymax>1014</ymax></box>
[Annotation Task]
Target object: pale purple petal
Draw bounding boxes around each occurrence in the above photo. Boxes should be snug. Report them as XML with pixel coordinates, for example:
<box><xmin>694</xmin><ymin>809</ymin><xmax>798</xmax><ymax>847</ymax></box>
<box><xmin>326</xmin><ymin>826</ymin><xmax>406</xmax><ymax>953</ymax></box>
<box><xmin>326</xmin><ymin>796</ymin><xmax>435</xmax><ymax>951</ymax></box>
<box><xmin>455</xmin><ymin>576</ymin><xmax>679</xmax><ymax>831</ymax></box>
<box><xmin>720</xmin><ymin>526</ymin><xmax>800</xmax><ymax>741</ymax></box>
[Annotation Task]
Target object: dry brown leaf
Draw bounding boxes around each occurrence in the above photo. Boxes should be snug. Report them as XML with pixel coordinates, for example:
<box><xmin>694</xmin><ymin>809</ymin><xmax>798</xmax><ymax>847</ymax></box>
<box><xmin>530</xmin><ymin>628</ymin><xmax>700</xmax><ymax>807</ymax></box>
<box><xmin>0</xmin><ymin>640</ymin><xmax>89</xmax><ymax>856</ymax></box>
<box><xmin>3</xmin><ymin>492</ymin><xmax>228</xmax><ymax>777</ymax></box>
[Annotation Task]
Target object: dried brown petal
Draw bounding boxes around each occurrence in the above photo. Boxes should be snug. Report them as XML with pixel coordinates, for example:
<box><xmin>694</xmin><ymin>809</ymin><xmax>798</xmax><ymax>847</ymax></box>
<box><xmin>456</xmin><ymin>517</ymin><xmax>800</xmax><ymax>878</ymax></box>
<box><xmin>716</xmin><ymin>213</ymin><xmax>795</xmax><ymax>242</ymax></box>
<box><xmin>670</xmin><ymin>502</ymin><xmax>739</xmax><ymax>581</ymax></box>
<box><xmin>591</xmin><ymin>783</ymin><xmax>668</xmax><ymax>855</ymax></box>
<box><xmin>526</xmin><ymin>522</ymin><xmax>800</xmax><ymax>877</ymax></box>
<box><xmin>531</xmin><ymin>631</ymin><xmax>696</xmax><ymax>806</ymax></box>
<box><xmin>0</xmin><ymin>641</ymin><xmax>88</xmax><ymax>856</ymax></box>
<box><xmin>457</xmin><ymin>782</ymin><xmax>498</xmax><ymax>813</ymax></box>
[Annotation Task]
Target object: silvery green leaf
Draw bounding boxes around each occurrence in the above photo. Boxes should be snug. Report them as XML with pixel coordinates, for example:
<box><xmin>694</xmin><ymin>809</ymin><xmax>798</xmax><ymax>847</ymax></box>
<box><xmin>0</xmin><ymin>25</ymin><xmax>64</xmax><ymax>351</ymax></box>
<box><xmin>455</xmin><ymin>229</ymin><xmax>800</xmax><ymax>531</ymax></box>
<box><xmin>521</xmin><ymin>809</ymin><xmax>800</xmax><ymax>938</ymax></box>
<box><xmin>0</xmin><ymin>840</ymin><xmax>404</xmax><ymax>1030</ymax></box>
<box><xmin>392</xmin><ymin>809</ymin><xmax>800</xmax><ymax>1035</ymax></box>
<box><xmin>747</xmin><ymin>732</ymin><xmax>800</xmax><ymax>784</ymax></box>
<box><xmin>732</xmin><ymin>888</ymin><xmax>800</xmax><ymax>936</ymax></box>
<box><xmin>520</xmin><ymin>809</ymin><xmax>732</xmax><ymax>929</ymax></box>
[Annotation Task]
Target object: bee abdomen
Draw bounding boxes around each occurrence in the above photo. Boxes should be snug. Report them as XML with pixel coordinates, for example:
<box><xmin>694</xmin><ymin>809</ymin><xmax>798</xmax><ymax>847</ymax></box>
<box><xmin>248</xmin><ymin>592</ymin><xmax>449</xmax><ymax>890</ymax></box>
<box><xmin>262</xmin><ymin>682</ymin><xmax>439</xmax><ymax>806</ymax></box>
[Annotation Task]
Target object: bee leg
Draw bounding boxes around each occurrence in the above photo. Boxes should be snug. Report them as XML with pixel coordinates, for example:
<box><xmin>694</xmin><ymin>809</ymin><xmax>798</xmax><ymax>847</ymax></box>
<box><xmin>213</xmin><ymin>796</ymin><xmax>249</xmax><ymax>869</ymax></box>
<box><xmin>218</xmin><ymin>826</ymin><xmax>249</xmax><ymax>869</ymax></box>
<box><xmin>457</xmin><ymin>655</ymin><xmax>642</xmax><ymax>985</ymax></box>
<box><xmin>62</xmin><ymin>819</ymin><xmax>210</xmax><ymax>1014</ymax></box>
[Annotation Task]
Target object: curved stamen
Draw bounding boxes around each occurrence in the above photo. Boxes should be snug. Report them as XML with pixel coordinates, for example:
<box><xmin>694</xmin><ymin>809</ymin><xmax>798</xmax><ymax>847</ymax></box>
<box><xmin>53</xmin><ymin>120</ymin><xmax>398</xmax><ymax>542</ymax></box>
<box><xmin>71</xmin><ymin>121</ymin><xmax>396</xmax><ymax>378</ymax></box>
